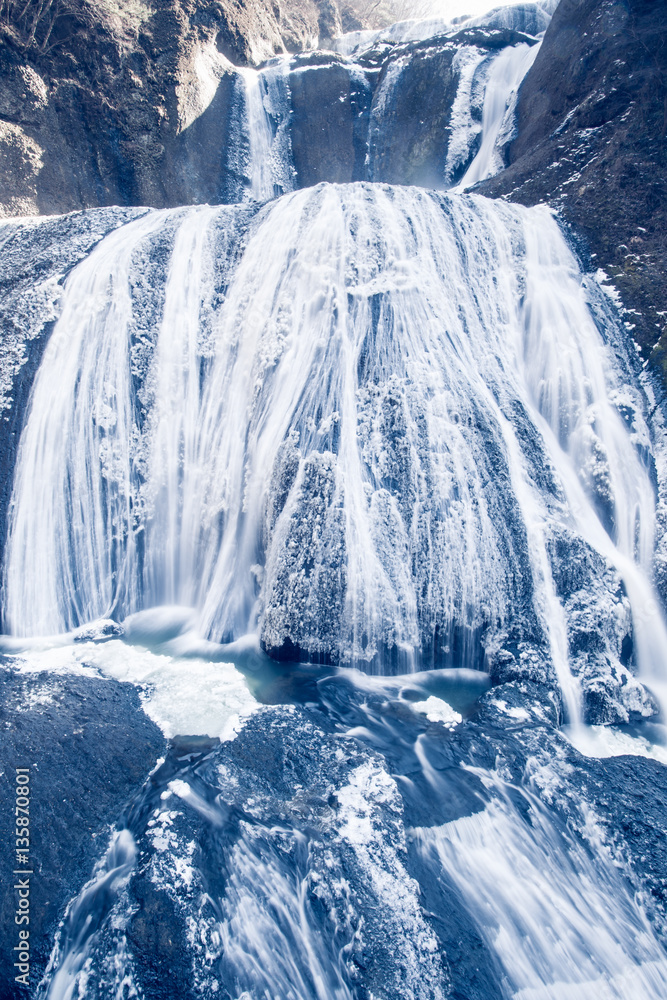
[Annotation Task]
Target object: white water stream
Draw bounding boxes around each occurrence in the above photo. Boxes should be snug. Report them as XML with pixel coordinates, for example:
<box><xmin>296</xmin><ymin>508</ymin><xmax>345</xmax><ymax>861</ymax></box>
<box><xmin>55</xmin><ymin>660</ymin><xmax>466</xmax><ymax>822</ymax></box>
<box><xmin>455</xmin><ymin>41</ymin><xmax>541</xmax><ymax>190</ymax></box>
<box><xmin>418</xmin><ymin>777</ymin><xmax>667</xmax><ymax>998</ymax></box>
<box><xmin>237</xmin><ymin>60</ymin><xmax>294</xmax><ymax>202</ymax></box>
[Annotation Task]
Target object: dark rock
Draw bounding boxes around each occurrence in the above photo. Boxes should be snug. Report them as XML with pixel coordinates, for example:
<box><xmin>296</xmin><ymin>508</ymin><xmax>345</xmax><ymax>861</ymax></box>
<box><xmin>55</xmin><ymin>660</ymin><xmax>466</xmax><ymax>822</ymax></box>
<box><xmin>262</xmin><ymin>450</ymin><xmax>347</xmax><ymax>663</ymax></box>
<box><xmin>32</xmin><ymin>673</ymin><xmax>667</xmax><ymax>997</ymax></box>
<box><xmin>561</xmin><ymin>744</ymin><xmax>667</xmax><ymax>945</ymax></box>
<box><xmin>367</xmin><ymin>40</ymin><xmax>460</xmax><ymax>188</ymax></box>
<box><xmin>289</xmin><ymin>60</ymin><xmax>373</xmax><ymax>186</ymax></box>
<box><xmin>480</xmin><ymin>0</ymin><xmax>667</xmax><ymax>397</ymax></box>
<box><xmin>0</xmin><ymin>666</ymin><xmax>165</xmax><ymax>996</ymax></box>
<box><xmin>45</xmin><ymin>703</ymin><xmax>457</xmax><ymax>999</ymax></box>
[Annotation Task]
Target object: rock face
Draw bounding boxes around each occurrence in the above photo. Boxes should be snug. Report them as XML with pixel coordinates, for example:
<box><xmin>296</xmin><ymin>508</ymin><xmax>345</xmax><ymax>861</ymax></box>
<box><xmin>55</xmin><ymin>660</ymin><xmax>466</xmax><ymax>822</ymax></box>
<box><xmin>479</xmin><ymin>0</ymin><xmax>667</xmax><ymax>393</ymax></box>
<box><xmin>0</xmin><ymin>666</ymin><xmax>165</xmax><ymax>996</ymax></box>
<box><xmin>0</xmin><ymin>0</ymin><xmax>382</xmax><ymax>215</ymax></box>
<box><xmin>0</xmin><ymin>0</ymin><xmax>551</xmax><ymax>214</ymax></box>
<box><xmin>285</xmin><ymin>21</ymin><xmax>543</xmax><ymax>191</ymax></box>
<box><xmin>23</xmin><ymin>677</ymin><xmax>667</xmax><ymax>999</ymax></box>
<box><xmin>0</xmin><ymin>0</ymin><xmax>347</xmax><ymax>215</ymax></box>
<box><xmin>0</xmin><ymin>0</ymin><xmax>293</xmax><ymax>215</ymax></box>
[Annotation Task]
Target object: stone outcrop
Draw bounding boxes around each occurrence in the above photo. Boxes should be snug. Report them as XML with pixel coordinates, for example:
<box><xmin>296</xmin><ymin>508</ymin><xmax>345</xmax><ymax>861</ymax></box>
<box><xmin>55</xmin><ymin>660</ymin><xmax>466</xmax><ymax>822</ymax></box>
<box><xmin>479</xmin><ymin>0</ymin><xmax>667</xmax><ymax>394</ymax></box>
<box><xmin>0</xmin><ymin>0</ymin><xmax>394</xmax><ymax>216</ymax></box>
<box><xmin>0</xmin><ymin>1</ymin><xmax>550</xmax><ymax>215</ymax></box>
<box><xmin>0</xmin><ymin>667</ymin><xmax>165</xmax><ymax>995</ymax></box>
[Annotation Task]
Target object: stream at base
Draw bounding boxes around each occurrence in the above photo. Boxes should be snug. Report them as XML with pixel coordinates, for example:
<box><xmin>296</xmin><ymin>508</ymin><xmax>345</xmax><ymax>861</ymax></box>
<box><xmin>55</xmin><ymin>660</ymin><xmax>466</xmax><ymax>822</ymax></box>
<box><xmin>3</xmin><ymin>612</ymin><xmax>666</xmax><ymax>1000</ymax></box>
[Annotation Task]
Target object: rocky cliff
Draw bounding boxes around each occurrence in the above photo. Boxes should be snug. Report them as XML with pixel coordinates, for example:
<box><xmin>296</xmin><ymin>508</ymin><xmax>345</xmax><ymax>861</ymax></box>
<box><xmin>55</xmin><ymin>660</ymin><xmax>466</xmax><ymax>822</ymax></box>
<box><xmin>0</xmin><ymin>0</ymin><xmax>402</xmax><ymax>215</ymax></box>
<box><xmin>479</xmin><ymin>0</ymin><xmax>667</xmax><ymax>394</ymax></box>
<box><xmin>3</xmin><ymin>0</ymin><xmax>664</xmax><ymax>375</ymax></box>
<box><xmin>0</xmin><ymin>0</ymin><xmax>554</xmax><ymax>216</ymax></box>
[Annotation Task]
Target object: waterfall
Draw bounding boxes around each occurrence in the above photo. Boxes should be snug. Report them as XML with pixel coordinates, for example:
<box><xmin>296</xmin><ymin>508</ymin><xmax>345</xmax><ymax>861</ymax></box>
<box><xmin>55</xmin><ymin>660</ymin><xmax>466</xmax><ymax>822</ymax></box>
<box><xmin>42</xmin><ymin>831</ymin><xmax>137</xmax><ymax>1000</ymax></box>
<box><xmin>4</xmin><ymin>6</ymin><xmax>667</xmax><ymax>995</ymax></box>
<box><xmin>4</xmin><ymin>183</ymin><xmax>665</xmax><ymax>724</ymax></box>
<box><xmin>455</xmin><ymin>41</ymin><xmax>541</xmax><ymax>190</ymax></box>
<box><xmin>237</xmin><ymin>61</ymin><xmax>295</xmax><ymax>202</ymax></box>
<box><xmin>418</xmin><ymin>779</ymin><xmax>667</xmax><ymax>999</ymax></box>
<box><xmin>228</xmin><ymin>8</ymin><xmax>551</xmax><ymax>199</ymax></box>
<box><xmin>1</xmin><ymin>210</ymin><xmax>167</xmax><ymax>636</ymax></box>
<box><xmin>141</xmin><ymin>206</ymin><xmax>222</xmax><ymax>609</ymax></box>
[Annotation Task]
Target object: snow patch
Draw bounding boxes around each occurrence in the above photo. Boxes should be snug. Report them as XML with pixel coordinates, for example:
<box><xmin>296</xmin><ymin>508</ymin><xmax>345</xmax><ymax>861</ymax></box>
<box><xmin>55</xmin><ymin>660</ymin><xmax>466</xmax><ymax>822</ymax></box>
<box><xmin>3</xmin><ymin>638</ymin><xmax>258</xmax><ymax>739</ymax></box>
<box><xmin>412</xmin><ymin>695</ymin><xmax>462</xmax><ymax>728</ymax></box>
<box><xmin>563</xmin><ymin>724</ymin><xmax>667</xmax><ymax>766</ymax></box>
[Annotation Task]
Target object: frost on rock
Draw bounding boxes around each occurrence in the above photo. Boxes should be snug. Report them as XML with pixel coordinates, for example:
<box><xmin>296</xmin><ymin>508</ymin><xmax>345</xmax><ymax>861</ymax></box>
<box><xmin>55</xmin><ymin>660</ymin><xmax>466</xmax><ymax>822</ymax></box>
<box><xmin>262</xmin><ymin>450</ymin><xmax>347</xmax><ymax>663</ymax></box>
<box><xmin>2</xmin><ymin>186</ymin><xmax>665</xmax><ymax>729</ymax></box>
<box><xmin>443</xmin><ymin>46</ymin><xmax>487</xmax><ymax>185</ymax></box>
<box><xmin>0</xmin><ymin>208</ymin><xmax>143</xmax><ymax>414</ymax></box>
<box><xmin>78</xmin><ymin>706</ymin><xmax>452</xmax><ymax>1000</ymax></box>
<box><xmin>548</xmin><ymin>529</ymin><xmax>657</xmax><ymax>724</ymax></box>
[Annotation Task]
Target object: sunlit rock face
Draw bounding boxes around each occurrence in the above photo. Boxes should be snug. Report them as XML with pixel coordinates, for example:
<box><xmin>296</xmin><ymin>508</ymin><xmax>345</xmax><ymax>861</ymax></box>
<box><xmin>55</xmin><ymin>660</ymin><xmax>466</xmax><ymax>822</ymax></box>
<box><xmin>0</xmin><ymin>1</ymin><xmax>551</xmax><ymax>214</ymax></box>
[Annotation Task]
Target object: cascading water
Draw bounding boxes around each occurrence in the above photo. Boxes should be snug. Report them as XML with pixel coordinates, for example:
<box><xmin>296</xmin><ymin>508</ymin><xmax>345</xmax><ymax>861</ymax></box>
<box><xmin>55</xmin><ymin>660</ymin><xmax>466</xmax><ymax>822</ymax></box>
<box><xmin>219</xmin><ymin>1</ymin><xmax>553</xmax><ymax>198</ymax></box>
<box><xmin>2</xmin><ymin>210</ymin><xmax>167</xmax><ymax>637</ymax></box>
<box><xmin>236</xmin><ymin>60</ymin><xmax>295</xmax><ymax>202</ymax></box>
<box><xmin>454</xmin><ymin>41</ymin><xmax>541</xmax><ymax>190</ymax></box>
<box><xmin>2</xmin><ymin>4</ymin><xmax>667</xmax><ymax>999</ymax></box>
<box><xmin>31</xmin><ymin>664</ymin><xmax>667</xmax><ymax>1000</ymax></box>
<box><xmin>3</xmin><ymin>184</ymin><xmax>666</xmax><ymax>726</ymax></box>
<box><xmin>417</xmin><ymin>772</ymin><xmax>667</xmax><ymax>998</ymax></box>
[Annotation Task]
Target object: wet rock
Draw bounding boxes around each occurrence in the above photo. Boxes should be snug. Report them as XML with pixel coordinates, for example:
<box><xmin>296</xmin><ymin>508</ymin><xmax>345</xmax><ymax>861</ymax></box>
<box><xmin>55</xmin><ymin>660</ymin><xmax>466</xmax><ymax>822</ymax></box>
<box><xmin>366</xmin><ymin>39</ymin><xmax>460</xmax><ymax>189</ymax></box>
<box><xmin>49</xmin><ymin>704</ymin><xmax>456</xmax><ymax>999</ymax></box>
<box><xmin>262</xmin><ymin>451</ymin><xmax>347</xmax><ymax>664</ymax></box>
<box><xmin>481</xmin><ymin>0</ymin><xmax>667</xmax><ymax>398</ymax></box>
<box><xmin>33</xmin><ymin>675</ymin><xmax>667</xmax><ymax>997</ymax></box>
<box><xmin>72</xmin><ymin>619</ymin><xmax>126</xmax><ymax>643</ymax></box>
<box><xmin>289</xmin><ymin>59</ymin><xmax>373</xmax><ymax>186</ymax></box>
<box><xmin>0</xmin><ymin>666</ymin><xmax>165</xmax><ymax>996</ymax></box>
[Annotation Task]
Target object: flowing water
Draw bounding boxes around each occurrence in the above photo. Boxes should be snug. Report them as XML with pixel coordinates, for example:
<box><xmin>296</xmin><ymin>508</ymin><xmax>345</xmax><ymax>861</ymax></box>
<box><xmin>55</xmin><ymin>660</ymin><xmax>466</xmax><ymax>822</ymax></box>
<box><xmin>2</xmin><ymin>4</ymin><xmax>667</xmax><ymax>998</ymax></box>
<box><xmin>3</xmin><ymin>186</ymin><xmax>665</xmax><ymax>722</ymax></box>
<box><xmin>455</xmin><ymin>41</ymin><xmax>541</xmax><ymax>189</ymax></box>
<box><xmin>22</xmin><ymin>626</ymin><xmax>667</xmax><ymax>1000</ymax></box>
<box><xmin>237</xmin><ymin>61</ymin><xmax>294</xmax><ymax>202</ymax></box>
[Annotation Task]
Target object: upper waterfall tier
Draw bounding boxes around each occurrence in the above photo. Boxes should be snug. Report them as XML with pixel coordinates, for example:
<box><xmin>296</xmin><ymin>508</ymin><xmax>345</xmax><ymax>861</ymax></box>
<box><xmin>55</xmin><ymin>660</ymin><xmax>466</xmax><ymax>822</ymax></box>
<box><xmin>0</xmin><ymin>1</ymin><xmax>556</xmax><ymax>216</ymax></box>
<box><xmin>216</xmin><ymin>4</ymin><xmax>550</xmax><ymax>204</ymax></box>
<box><xmin>2</xmin><ymin>182</ymin><xmax>665</xmax><ymax>727</ymax></box>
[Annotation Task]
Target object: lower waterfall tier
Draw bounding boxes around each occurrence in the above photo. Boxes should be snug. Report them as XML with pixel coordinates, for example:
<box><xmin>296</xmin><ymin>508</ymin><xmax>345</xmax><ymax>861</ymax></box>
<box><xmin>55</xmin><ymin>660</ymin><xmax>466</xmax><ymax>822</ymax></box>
<box><xmin>1</xmin><ymin>183</ymin><xmax>666</xmax><ymax>726</ymax></box>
